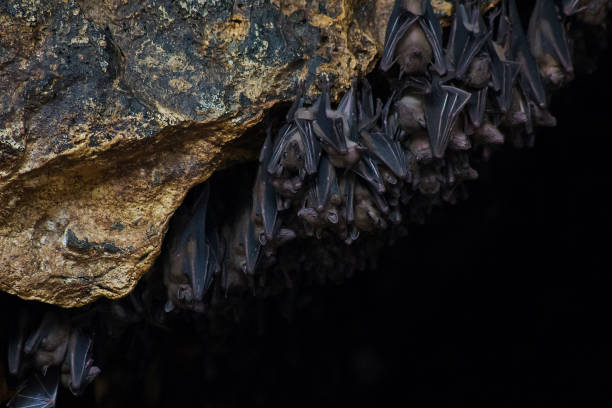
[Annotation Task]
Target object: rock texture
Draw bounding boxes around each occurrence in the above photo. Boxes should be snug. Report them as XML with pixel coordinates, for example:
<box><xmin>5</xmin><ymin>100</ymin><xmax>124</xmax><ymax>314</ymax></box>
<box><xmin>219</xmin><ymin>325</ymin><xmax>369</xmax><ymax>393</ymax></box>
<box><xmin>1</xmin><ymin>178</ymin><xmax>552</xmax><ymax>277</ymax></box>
<box><xmin>0</xmin><ymin>0</ymin><xmax>408</xmax><ymax>307</ymax></box>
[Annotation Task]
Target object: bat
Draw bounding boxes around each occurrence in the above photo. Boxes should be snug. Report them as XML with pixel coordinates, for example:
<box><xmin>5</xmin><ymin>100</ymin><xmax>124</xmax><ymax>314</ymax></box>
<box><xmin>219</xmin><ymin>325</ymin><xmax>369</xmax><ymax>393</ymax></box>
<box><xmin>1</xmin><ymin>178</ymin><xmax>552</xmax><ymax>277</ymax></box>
<box><xmin>312</xmin><ymin>84</ymin><xmax>348</xmax><ymax>154</ymax></box>
<box><xmin>367</xmin><ymin>185</ymin><xmax>390</xmax><ymax>215</ymax></box>
<box><xmin>380</xmin><ymin>0</ymin><xmax>419</xmax><ymax>72</ymax></box>
<box><xmin>8</xmin><ymin>309</ymin><xmax>29</xmax><ymax>375</ymax></box>
<box><xmin>240</xmin><ymin>205</ymin><xmax>261</xmax><ymax>276</ymax></box>
<box><xmin>507</xmin><ymin>0</ymin><xmax>548</xmax><ymax>108</ymax></box>
<box><xmin>467</xmin><ymin>87</ymin><xmax>488</xmax><ymax>128</ymax></box>
<box><xmin>447</xmin><ymin>2</ymin><xmax>492</xmax><ymax>80</ymax></box>
<box><xmin>337</xmin><ymin>80</ymin><xmax>359</xmax><ymax>143</ymax></box>
<box><xmin>528</xmin><ymin>0</ymin><xmax>574</xmax><ymax>85</ymax></box>
<box><xmin>341</xmin><ymin>173</ymin><xmax>356</xmax><ymax>224</ymax></box>
<box><xmin>65</xmin><ymin>329</ymin><xmax>100</xmax><ymax>395</ymax></box>
<box><xmin>352</xmin><ymin>154</ymin><xmax>385</xmax><ymax>194</ymax></box>
<box><xmin>295</xmin><ymin>118</ymin><xmax>321</xmax><ymax>175</ymax></box>
<box><xmin>424</xmin><ymin>77</ymin><xmax>471</xmax><ymax>158</ymax></box>
<box><xmin>560</xmin><ymin>0</ymin><xmax>585</xmax><ymax>16</ymax></box>
<box><xmin>267</xmin><ymin>123</ymin><xmax>306</xmax><ymax>178</ymax></box>
<box><xmin>488</xmin><ymin>41</ymin><xmax>521</xmax><ymax>112</ymax></box>
<box><xmin>359</xmin><ymin>129</ymin><xmax>408</xmax><ymax>180</ymax></box>
<box><xmin>252</xmin><ymin>131</ymin><xmax>278</xmax><ymax>244</ymax></box>
<box><xmin>418</xmin><ymin>0</ymin><xmax>447</xmax><ymax>75</ymax></box>
<box><xmin>315</xmin><ymin>155</ymin><xmax>339</xmax><ymax>211</ymax></box>
<box><xmin>168</xmin><ymin>183</ymin><xmax>213</xmax><ymax>303</ymax></box>
<box><xmin>8</xmin><ymin>368</ymin><xmax>59</xmax><ymax>408</ymax></box>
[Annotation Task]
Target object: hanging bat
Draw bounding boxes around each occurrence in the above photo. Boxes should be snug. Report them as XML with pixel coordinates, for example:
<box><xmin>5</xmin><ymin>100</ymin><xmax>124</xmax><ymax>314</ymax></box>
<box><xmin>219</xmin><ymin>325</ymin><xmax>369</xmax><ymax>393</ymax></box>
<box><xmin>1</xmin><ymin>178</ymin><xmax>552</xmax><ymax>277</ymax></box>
<box><xmin>295</xmin><ymin>118</ymin><xmax>321</xmax><ymax>175</ymax></box>
<box><xmin>507</xmin><ymin>0</ymin><xmax>548</xmax><ymax>108</ymax></box>
<box><xmin>352</xmin><ymin>155</ymin><xmax>385</xmax><ymax>194</ymax></box>
<box><xmin>360</xmin><ymin>129</ymin><xmax>408</xmax><ymax>180</ymax></box>
<box><xmin>337</xmin><ymin>80</ymin><xmax>359</xmax><ymax>142</ymax></box>
<box><xmin>312</xmin><ymin>84</ymin><xmax>348</xmax><ymax>154</ymax></box>
<box><xmin>340</xmin><ymin>173</ymin><xmax>356</xmax><ymax>225</ymax></box>
<box><xmin>466</xmin><ymin>87</ymin><xmax>488</xmax><ymax>128</ymax></box>
<box><xmin>252</xmin><ymin>131</ymin><xmax>278</xmax><ymax>244</ymax></box>
<box><xmin>8</xmin><ymin>368</ymin><xmax>59</xmax><ymax>408</ymax></box>
<box><xmin>163</xmin><ymin>182</ymin><xmax>214</xmax><ymax>311</ymax></box>
<box><xmin>447</xmin><ymin>2</ymin><xmax>491</xmax><ymax>81</ymax></box>
<box><xmin>488</xmin><ymin>41</ymin><xmax>521</xmax><ymax>112</ymax></box>
<box><xmin>417</xmin><ymin>0</ymin><xmax>447</xmax><ymax>75</ymax></box>
<box><xmin>559</xmin><ymin>0</ymin><xmax>584</xmax><ymax>16</ymax></box>
<box><xmin>239</xmin><ymin>205</ymin><xmax>261</xmax><ymax>276</ymax></box>
<box><xmin>395</xmin><ymin>94</ymin><xmax>426</xmax><ymax>133</ymax></box>
<box><xmin>315</xmin><ymin>155</ymin><xmax>340</xmax><ymax>211</ymax></box>
<box><xmin>528</xmin><ymin>0</ymin><xmax>574</xmax><ymax>86</ymax></box>
<box><xmin>380</xmin><ymin>0</ymin><xmax>420</xmax><ymax>72</ymax></box>
<box><xmin>8</xmin><ymin>309</ymin><xmax>29</xmax><ymax>376</ymax></box>
<box><xmin>24</xmin><ymin>312</ymin><xmax>70</xmax><ymax>373</ymax></box>
<box><xmin>267</xmin><ymin>123</ymin><xmax>307</xmax><ymax>179</ymax></box>
<box><xmin>62</xmin><ymin>329</ymin><xmax>100</xmax><ymax>396</ymax></box>
<box><xmin>424</xmin><ymin>77</ymin><xmax>471</xmax><ymax>158</ymax></box>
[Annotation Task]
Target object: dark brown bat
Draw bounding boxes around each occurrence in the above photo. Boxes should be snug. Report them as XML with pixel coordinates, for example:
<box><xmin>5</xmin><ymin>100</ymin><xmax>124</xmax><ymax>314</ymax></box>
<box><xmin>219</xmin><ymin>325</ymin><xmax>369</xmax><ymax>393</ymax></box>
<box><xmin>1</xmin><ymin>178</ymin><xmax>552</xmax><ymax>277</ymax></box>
<box><xmin>424</xmin><ymin>77</ymin><xmax>471</xmax><ymax>158</ymax></box>
<box><xmin>62</xmin><ymin>329</ymin><xmax>100</xmax><ymax>396</ymax></box>
<box><xmin>466</xmin><ymin>87</ymin><xmax>488</xmax><ymax>128</ymax></box>
<box><xmin>352</xmin><ymin>155</ymin><xmax>385</xmax><ymax>194</ymax></box>
<box><xmin>252</xmin><ymin>131</ymin><xmax>278</xmax><ymax>244</ymax></box>
<box><xmin>507</xmin><ymin>0</ymin><xmax>548</xmax><ymax>108</ymax></box>
<box><xmin>447</xmin><ymin>2</ymin><xmax>492</xmax><ymax>81</ymax></box>
<box><xmin>528</xmin><ymin>0</ymin><xmax>574</xmax><ymax>86</ymax></box>
<box><xmin>163</xmin><ymin>183</ymin><xmax>214</xmax><ymax>312</ymax></box>
<box><xmin>8</xmin><ymin>309</ymin><xmax>29</xmax><ymax>376</ymax></box>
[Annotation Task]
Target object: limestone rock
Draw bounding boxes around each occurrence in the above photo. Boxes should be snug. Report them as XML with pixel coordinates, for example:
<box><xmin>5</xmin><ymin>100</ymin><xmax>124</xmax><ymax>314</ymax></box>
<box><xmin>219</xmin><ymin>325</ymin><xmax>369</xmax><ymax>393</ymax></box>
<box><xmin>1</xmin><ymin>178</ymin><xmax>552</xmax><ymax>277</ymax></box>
<box><xmin>0</xmin><ymin>0</ymin><xmax>393</xmax><ymax>307</ymax></box>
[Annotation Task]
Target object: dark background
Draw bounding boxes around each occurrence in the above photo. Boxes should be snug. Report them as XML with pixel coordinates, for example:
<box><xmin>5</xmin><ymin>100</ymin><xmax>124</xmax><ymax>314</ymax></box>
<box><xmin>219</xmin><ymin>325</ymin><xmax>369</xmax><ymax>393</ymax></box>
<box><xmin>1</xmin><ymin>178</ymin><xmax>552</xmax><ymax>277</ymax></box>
<box><xmin>3</xmin><ymin>12</ymin><xmax>612</xmax><ymax>408</ymax></box>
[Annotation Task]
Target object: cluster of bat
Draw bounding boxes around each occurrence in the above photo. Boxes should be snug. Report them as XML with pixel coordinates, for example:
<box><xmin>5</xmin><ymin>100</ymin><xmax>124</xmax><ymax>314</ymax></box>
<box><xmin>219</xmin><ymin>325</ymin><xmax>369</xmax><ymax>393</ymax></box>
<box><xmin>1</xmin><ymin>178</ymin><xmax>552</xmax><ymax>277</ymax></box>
<box><xmin>5</xmin><ymin>309</ymin><xmax>99</xmax><ymax>407</ymax></box>
<box><xmin>3</xmin><ymin>0</ymin><xmax>607</xmax><ymax>406</ymax></box>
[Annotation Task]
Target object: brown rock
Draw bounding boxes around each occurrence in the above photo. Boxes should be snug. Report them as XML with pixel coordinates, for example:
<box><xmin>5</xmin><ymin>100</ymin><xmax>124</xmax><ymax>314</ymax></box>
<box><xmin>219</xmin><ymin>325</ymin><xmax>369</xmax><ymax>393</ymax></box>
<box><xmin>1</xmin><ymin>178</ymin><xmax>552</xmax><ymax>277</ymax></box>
<box><xmin>0</xmin><ymin>0</ymin><xmax>392</xmax><ymax>307</ymax></box>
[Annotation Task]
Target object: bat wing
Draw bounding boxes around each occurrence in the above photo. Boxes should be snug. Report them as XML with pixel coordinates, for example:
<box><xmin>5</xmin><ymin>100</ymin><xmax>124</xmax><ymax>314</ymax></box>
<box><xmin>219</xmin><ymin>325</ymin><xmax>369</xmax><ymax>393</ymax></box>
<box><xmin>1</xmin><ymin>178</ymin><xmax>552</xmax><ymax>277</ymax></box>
<box><xmin>242</xmin><ymin>207</ymin><xmax>261</xmax><ymax>275</ymax></box>
<box><xmin>418</xmin><ymin>0</ymin><xmax>447</xmax><ymax>75</ymax></box>
<box><xmin>367</xmin><ymin>185</ymin><xmax>390</xmax><ymax>215</ymax></box>
<box><xmin>267</xmin><ymin>123</ymin><xmax>295</xmax><ymax>175</ymax></box>
<box><xmin>181</xmin><ymin>184</ymin><xmax>211</xmax><ymax>301</ymax></box>
<box><xmin>342</xmin><ymin>173</ymin><xmax>356</xmax><ymax>224</ymax></box>
<box><xmin>8</xmin><ymin>309</ymin><xmax>29</xmax><ymax>375</ymax></box>
<box><xmin>529</xmin><ymin>0</ymin><xmax>573</xmax><ymax>74</ymax></box>
<box><xmin>338</xmin><ymin>81</ymin><xmax>359</xmax><ymax>142</ymax></box>
<box><xmin>295</xmin><ymin>119</ymin><xmax>321</xmax><ymax>174</ymax></box>
<box><xmin>312</xmin><ymin>86</ymin><xmax>348</xmax><ymax>153</ymax></box>
<box><xmin>67</xmin><ymin>329</ymin><xmax>94</xmax><ymax>395</ymax></box>
<box><xmin>315</xmin><ymin>155</ymin><xmax>337</xmax><ymax>211</ymax></box>
<box><xmin>488</xmin><ymin>41</ymin><xmax>520</xmax><ymax>112</ymax></box>
<box><xmin>381</xmin><ymin>1</ymin><xmax>419</xmax><ymax>71</ymax></box>
<box><xmin>425</xmin><ymin>79</ymin><xmax>471</xmax><ymax>158</ymax></box>
<box><xmin>360</xmin><ymin>130</ymin><xmax>408</xmax><ymax>179</ymax></box>
<box><xmin>508</xmin><ymin>0</ymin><xmax>547</xmax><ymax>107</ymax></box>
<box><xmin>352</xmin><ymin>155</ymin><xmax>385</xmax><ymax>194</ymax></box>
<box><xmin>448</xmin><ymin>4</ymin><xmax>491</xmax><ymax>78</ymax></box>
<box><xmin>253</xmin><ymin>133</ymin><xmax>278</xmax><ymax>243</ymax></box>
<box><xmin>561</xmin><ymin>0</ymin><xmax>584</xmax><ymax>16</ymax></box>
<box><xmin>9</xmin><ymin>368</ymin><xmax>59</xmax><ymax>408</ymax></box>
<box><xmin>467</xmin><ymin>87</ymin><xmax>488</xmax><ymax>128</ymax></box>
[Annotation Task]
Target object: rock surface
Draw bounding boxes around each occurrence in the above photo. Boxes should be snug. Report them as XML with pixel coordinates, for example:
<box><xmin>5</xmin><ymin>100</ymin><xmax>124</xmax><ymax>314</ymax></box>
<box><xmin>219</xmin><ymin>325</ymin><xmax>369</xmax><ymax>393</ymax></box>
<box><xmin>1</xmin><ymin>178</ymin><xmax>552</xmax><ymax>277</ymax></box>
<box><xmin>0</xmin><ymin>0</ymin><xmax>401</xmax><ymax>307</ymax></box>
